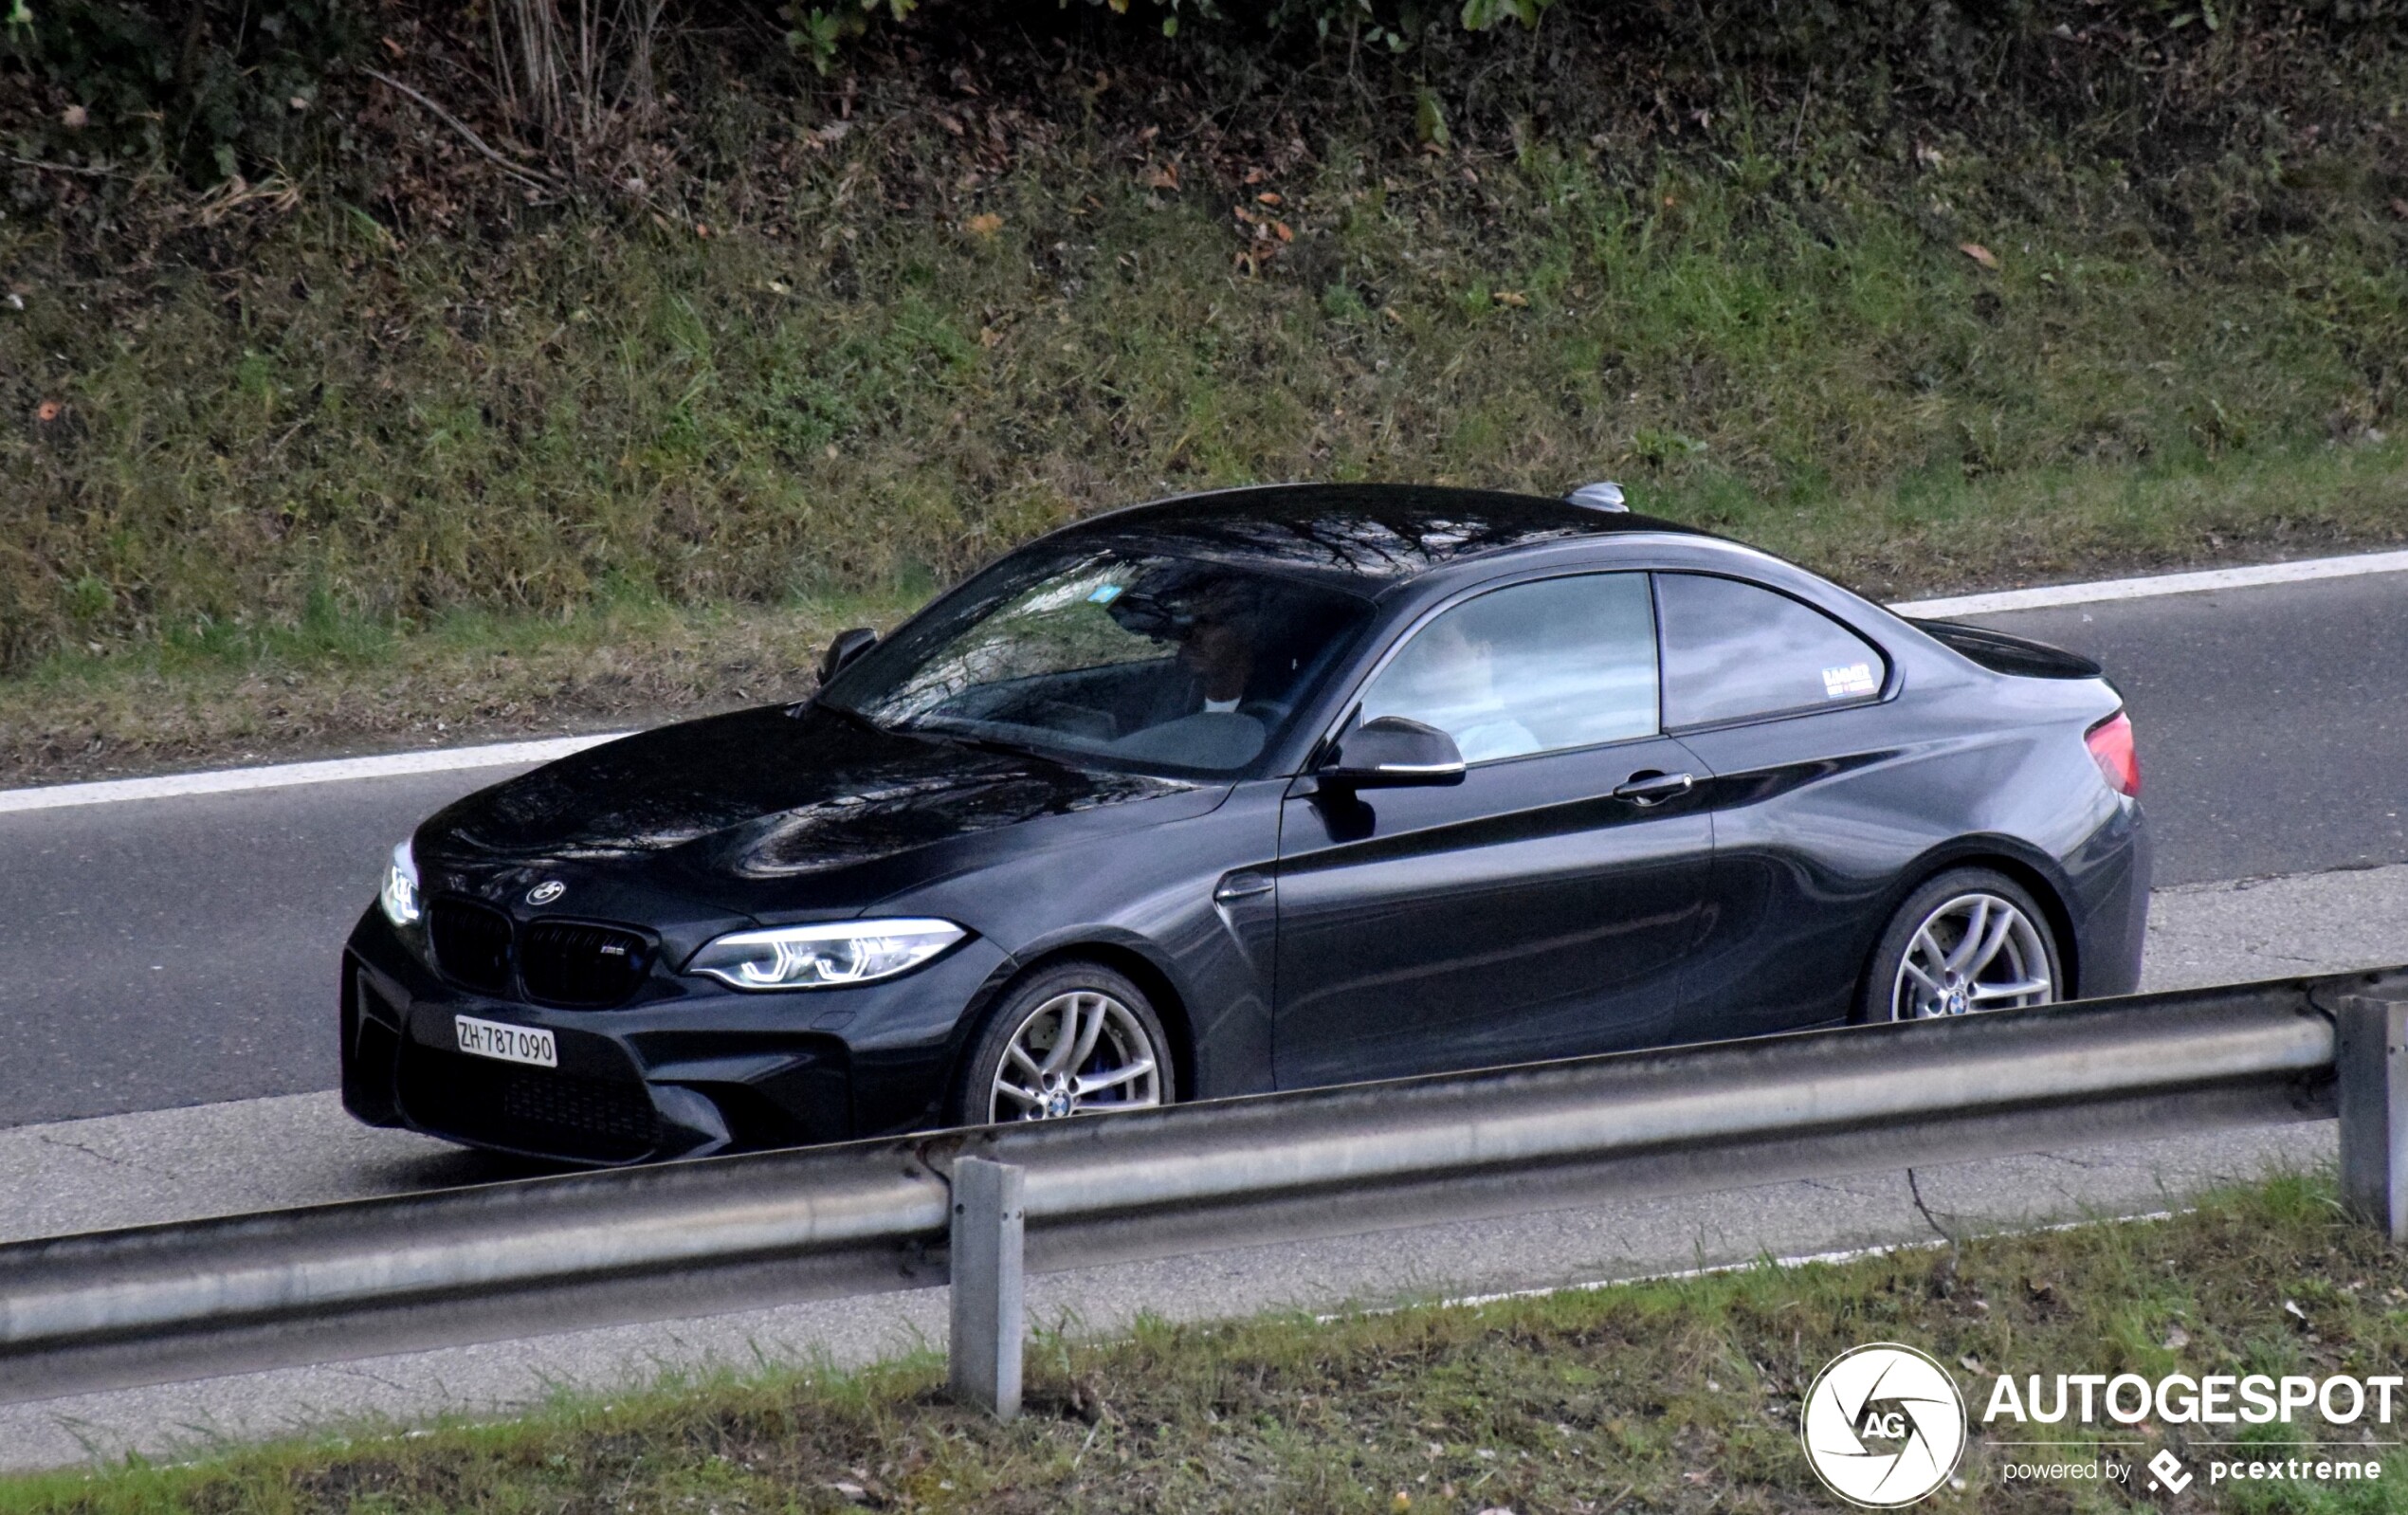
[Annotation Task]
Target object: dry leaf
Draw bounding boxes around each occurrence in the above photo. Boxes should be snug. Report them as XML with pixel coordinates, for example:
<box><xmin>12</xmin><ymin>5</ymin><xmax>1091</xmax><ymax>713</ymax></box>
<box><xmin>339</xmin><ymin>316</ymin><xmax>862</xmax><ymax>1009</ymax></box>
<box><xmin>1272</xmin><ymin>221</ymin><xmax>1294</xmax><ymax>243</ymax></box>
<box><xmin>1256</xmin><ymin>192</ymin><xmax>1283</xmax><ymax>206</ymax></box>
<box><xmin>2391</xmin><ymin>198</ymin><xmax>2408</xmax><ymax>221</ymax></box>
<box><xmin>1145</xmin><ymin>163</ymin><xmax>1179</xmax><ymax>191</ymax></box>
<box><xmin>964</xmin><ymin>212</ymin><xmax>1003</xmax><ymax>237</ymax></box>
<box><xmin>1492</xmin><ymin>290</ymin><xmax>1530</xmax><ymax>307</ymax></box>
<box><xmin>1961</xmin><ymin>242</ymin><xmax>2000</xmax><ymax>269</ymax></box>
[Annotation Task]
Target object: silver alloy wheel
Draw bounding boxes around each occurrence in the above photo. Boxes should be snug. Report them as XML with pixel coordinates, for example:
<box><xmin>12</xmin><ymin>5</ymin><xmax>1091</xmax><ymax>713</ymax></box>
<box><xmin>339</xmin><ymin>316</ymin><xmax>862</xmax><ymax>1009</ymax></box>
<box><xmin>988</xmin><ymin>990</ymin><xmax>1164</xmax><ymax>1123</ymax></box>
<box><xmin>1888</xmin><ymin>891</ymin><xmax>2055</xmax><ymax>1020</ymax></box>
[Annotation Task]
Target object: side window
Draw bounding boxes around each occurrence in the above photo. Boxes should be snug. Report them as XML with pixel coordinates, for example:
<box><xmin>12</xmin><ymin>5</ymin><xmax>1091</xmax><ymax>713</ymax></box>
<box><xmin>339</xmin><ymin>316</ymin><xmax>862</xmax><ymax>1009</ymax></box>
<box><xmin>1655</xmin><ymin>573</ymin><xmax>1888</xmax><ymax>728</ymax></box>
<box><xmin>1356</xmin><ymin>574</ymin><xmax>1658</xmax><ymax>763</ymax></box>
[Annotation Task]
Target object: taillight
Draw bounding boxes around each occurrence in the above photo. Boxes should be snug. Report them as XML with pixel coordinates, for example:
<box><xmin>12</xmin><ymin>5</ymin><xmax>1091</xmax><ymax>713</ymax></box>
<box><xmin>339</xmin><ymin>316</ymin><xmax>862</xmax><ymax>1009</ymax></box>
<box><xmin>2086</xmin><ymin>710</ymin><xmax>2141</xmax><ymax>798</ymax></box>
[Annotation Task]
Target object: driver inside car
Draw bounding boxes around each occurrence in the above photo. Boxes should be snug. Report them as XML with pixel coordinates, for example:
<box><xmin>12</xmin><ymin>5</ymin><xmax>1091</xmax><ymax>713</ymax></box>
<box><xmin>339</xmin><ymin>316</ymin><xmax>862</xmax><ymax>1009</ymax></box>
<box><xmin>1161</xmin><ymin>575</ymin><xmax>1266</xmax><ymax>717</ymax></box>
<box><xmin>1104</xmin><ymin>569</ymin><xmax>1281</xmax><ymax>766</ymax></box>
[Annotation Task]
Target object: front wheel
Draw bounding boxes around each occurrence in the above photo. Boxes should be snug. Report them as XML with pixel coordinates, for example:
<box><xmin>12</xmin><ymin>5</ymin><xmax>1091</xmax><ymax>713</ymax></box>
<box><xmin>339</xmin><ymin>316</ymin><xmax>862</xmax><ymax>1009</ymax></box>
<box><xmin>948</xmin><ymin>961</ymin><xmax>1173</xmax><ymax>1127</ymax></box>
<box><xmin>1857</xmin><ymin>867</ymin><xmax>2063</xmax><ymax>1024</ymax></box>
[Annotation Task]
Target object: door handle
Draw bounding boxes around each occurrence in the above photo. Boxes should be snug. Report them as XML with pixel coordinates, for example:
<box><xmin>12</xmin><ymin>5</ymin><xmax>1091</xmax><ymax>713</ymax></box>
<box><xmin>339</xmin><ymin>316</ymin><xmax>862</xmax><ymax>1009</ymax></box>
<box><xmin>1613</xmin><ymin>770</ymin><xmax>1695</xmax><ymax>806</ymax></box>
<box><xmin>1213</xmin><ymin>870</ymin><xmax>1276</xmax><ymax>904</ymax></box>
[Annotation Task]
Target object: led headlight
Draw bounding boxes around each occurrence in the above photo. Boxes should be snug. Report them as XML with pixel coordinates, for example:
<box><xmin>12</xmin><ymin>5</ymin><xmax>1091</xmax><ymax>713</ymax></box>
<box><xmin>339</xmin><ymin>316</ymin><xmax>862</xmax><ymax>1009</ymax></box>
<box><xmin>379</xmin><ymin>840</ymin><xmax>422</xmax><ymax>928</ymax></box>
<box><xmin>686</xmin><ymin>919</ymin><xmax>966</xmax><ymax>991</ymax></box>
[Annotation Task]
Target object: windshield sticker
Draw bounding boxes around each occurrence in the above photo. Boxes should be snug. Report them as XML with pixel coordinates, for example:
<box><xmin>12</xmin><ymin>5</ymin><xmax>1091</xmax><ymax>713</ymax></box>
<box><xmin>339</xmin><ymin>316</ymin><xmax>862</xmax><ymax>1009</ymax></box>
<box><xmin>1822</xmin><ymin>662</ymin><xmax>1878</xmax><ymax>698</ymax></box>
<box><xmin>1086</xmin><ymin>583</ymin><xmax>1125</xmax><ymax>604</ymax></box>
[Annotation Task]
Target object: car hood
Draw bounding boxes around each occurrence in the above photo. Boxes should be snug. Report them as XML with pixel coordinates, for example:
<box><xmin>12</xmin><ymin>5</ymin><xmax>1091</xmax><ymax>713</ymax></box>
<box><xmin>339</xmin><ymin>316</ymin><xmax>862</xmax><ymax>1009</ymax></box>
<box><xmin>415</xmin><ymin>703</ymin><xmax>1210</xmax><ymax>907</ymax></box>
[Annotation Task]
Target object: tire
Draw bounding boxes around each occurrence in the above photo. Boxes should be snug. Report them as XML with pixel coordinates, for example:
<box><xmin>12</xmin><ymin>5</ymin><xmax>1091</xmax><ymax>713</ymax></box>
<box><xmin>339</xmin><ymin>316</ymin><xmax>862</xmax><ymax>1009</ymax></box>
<box><xmin>1855</xmin><ymin>867</ymin><xmax>2064</xmax><ymax>1025</ymax></box>
<box><xmin>947</xmin><ymin>960</ymin><xmax>1175</xmax><ymax>1127</ymax></box>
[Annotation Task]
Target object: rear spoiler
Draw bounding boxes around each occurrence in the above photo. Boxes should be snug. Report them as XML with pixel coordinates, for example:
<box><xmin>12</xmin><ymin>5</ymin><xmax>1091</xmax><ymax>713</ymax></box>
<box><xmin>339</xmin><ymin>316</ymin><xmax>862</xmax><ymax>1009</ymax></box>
<box><xmin>1906</xmin><ymin>618</ymin><xmax>2104</xmax><ymax>680</ymax></box>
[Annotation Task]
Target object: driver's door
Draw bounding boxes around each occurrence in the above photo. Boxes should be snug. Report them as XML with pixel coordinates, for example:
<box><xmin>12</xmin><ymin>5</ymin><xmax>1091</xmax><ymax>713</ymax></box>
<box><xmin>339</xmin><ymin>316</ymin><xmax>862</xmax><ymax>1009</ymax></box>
<box><xmin>1271</xmin><ymin>572</ymin><xmax>1716</xmax><ymax>1087</ymax></box>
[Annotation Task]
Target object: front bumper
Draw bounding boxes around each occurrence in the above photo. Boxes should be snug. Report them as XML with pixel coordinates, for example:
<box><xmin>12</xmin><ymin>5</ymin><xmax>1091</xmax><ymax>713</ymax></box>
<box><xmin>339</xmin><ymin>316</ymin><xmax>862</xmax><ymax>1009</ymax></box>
<box><xmin>340</xmin><ymin>907</ymin><xmax>1012</xmax><ymax>1165</ymax></box>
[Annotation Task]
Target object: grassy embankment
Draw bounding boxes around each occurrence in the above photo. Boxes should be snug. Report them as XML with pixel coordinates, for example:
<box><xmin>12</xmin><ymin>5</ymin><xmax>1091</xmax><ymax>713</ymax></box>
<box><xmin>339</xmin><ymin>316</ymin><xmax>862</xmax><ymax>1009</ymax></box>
<box><xmin>3</xmin><ymin>1172</ymin><xmax>2403</xmax><ymax>1510</ymax></box>
<box><xmin>4</xmin><ymin>9</ymin><xmax>2404</xmax><ymax>783</ymax></box>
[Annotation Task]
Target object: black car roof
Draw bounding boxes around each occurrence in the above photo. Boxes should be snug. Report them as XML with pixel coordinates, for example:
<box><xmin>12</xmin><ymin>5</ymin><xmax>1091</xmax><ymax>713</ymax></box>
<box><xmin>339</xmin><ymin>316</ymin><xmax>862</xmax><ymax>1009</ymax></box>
<box><xmin>1053</xmin><ymin>483</ymin><xmax>1704</xmax><ymax>586</ymax></box>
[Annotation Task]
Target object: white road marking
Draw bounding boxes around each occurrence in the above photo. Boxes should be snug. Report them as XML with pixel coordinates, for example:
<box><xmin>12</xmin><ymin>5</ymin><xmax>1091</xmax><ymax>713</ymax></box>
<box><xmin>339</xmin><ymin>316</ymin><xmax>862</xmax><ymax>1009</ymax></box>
<box><xmin>1423</xmin><ymin>1208</ymin><xmax>2180</xmax><ymax>1315</ymax></box>
<box><xmin>4</xmin><ymin>545</ymin><xmax>2405</xmax><ymax>814</ymax></box>
<box><xmin>1888</xmin><ymin>546</ymin><xmax>2408</xmax><ymax>619</ymax></box>
<box><xmin>0</xmin><ymin>733</ymin><xmax>630</xmax><ymax>815</ymax></box>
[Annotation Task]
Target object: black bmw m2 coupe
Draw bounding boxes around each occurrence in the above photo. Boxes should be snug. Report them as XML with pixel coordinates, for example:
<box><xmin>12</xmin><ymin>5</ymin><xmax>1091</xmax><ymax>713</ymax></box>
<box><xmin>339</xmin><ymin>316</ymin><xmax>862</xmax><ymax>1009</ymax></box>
<box><xmin>341</xmin><ymin>484</ymin><xmax>2149</xmax><ymax>1164</ymax></box>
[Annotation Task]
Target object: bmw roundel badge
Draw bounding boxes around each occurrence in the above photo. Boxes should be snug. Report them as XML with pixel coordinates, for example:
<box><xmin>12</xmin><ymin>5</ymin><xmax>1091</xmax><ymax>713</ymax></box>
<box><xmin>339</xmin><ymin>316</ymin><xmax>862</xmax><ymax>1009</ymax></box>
<box><xmin>526</xmin><ymin>880</ymin><xmax>567</xmax><ymax>906</ymax></box>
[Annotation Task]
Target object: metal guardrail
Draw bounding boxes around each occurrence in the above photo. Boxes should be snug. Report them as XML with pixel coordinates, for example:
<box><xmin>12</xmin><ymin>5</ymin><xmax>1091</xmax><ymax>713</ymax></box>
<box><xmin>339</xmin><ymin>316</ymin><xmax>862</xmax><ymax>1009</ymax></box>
<box><xmin>2</xmin><ymin>967</ymin><xmax>2402</xmax><ymax>1415</ymax></box>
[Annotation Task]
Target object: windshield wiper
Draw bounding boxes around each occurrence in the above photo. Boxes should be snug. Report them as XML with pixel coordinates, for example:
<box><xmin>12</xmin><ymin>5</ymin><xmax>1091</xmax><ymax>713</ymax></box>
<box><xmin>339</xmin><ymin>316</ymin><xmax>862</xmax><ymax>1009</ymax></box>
<box><xmin>811</xmin><ymin>699</ymin><xmax>888</xmax><ymax>735</ymax></box>
<box><xmin>901</xmin><ymin>720</ymin><xmax>1079</xmax><ymax>768</ymax></box>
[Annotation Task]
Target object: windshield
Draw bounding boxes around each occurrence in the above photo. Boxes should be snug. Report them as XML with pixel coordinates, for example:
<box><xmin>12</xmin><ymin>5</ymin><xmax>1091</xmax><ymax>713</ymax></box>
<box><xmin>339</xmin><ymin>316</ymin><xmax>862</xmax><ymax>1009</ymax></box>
<box><xmin>823</xmin><ymin>546</ymin><xmax>1374</xmax><ymax>776</ymax></box>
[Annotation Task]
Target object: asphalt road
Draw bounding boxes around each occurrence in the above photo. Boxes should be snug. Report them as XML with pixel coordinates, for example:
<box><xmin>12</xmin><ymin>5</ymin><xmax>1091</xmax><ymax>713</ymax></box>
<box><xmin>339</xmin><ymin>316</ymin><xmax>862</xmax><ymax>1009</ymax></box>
<box><xmin>1957</xmin><ymin>573</ymin><xmax>2408</xmax><ymax>886</ymax></box>
<box><xmin>1</xmin><ymin>570</ymin><xmax>2402</xmax><ymax>1129</ymax></box>
<box><xmin>0</xmin><ymin>773</ymin><xmax>514</xmax><ymax>1128</ymax></box>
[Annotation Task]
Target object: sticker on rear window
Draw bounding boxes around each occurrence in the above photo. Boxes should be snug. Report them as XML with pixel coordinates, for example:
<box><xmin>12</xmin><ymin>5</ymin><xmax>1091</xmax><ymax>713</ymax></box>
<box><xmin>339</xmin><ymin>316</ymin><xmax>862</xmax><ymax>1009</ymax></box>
<box><xmin>1822</xmin><ymin>662</ymin><xmax>1877</xmax><ymax>698</ymax></box>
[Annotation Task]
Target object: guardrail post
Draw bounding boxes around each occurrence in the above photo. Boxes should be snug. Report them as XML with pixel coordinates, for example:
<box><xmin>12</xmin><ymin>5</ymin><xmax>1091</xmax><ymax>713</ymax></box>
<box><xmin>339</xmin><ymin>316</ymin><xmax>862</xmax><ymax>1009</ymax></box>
<box><xmin>2338</xmin><ymin>995</ymin><xmax>2408</xmax><ymax>1243</ymax></box>
<box><xmin>947</xmin><ymin>1157</ymin><xmax>1026</xmax><ymax>1420</ymax></box>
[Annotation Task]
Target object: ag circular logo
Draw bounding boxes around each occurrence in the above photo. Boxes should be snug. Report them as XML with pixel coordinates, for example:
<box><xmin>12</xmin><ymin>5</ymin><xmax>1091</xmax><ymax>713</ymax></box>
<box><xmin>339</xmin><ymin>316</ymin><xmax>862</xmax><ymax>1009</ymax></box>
<box><xmin>525</xmin><ymin>880</ymin><xmax>566</xmax><ymax>906</ymax></box>
<box><xmin>1800</xmin><ymin>1342</ymin><xmax>1966</xmax><ymax>1507</ymax></box>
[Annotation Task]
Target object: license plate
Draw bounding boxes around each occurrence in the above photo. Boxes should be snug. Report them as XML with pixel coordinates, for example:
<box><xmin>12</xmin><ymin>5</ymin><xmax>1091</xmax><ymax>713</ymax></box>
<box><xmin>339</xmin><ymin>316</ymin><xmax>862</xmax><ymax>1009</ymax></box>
<box><xmin>454</xmin><ymin>1014</ymin><xmax>556</xmax><ymax>1069</ymax></box>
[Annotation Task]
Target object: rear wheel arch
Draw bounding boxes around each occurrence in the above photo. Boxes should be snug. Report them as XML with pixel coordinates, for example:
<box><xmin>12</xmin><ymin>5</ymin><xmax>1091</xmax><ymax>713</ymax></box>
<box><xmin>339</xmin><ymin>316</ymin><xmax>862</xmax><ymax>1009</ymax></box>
<box><xmin>1860</xmin><ymin>844</ymin><xmax>2084</xmax><ymax>1008</ymax></box>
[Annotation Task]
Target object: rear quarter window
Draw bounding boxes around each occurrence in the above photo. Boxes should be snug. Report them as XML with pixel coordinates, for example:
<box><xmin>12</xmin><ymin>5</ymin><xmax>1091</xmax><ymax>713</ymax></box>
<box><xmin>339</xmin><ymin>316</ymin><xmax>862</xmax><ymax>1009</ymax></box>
<box><xmin>1655</xmin><ymin>573</ymin><xmax>1888</xmax><ymax>729</ymax></box>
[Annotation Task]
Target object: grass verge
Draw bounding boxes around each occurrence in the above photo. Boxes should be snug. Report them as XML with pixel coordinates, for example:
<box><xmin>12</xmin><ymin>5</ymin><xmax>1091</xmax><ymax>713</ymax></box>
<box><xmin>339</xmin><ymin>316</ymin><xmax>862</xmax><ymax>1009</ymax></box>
<box><xmin>7</xmin><ymin>1172</ymin><xmax>2403</xmax><ymax>1511</ymax></box>
<box><xmin>6</xmin><ymin>5</ymin><xmax>2405</xmax><ymax>792</ymax></box>
<box><xmin>0</xmin><ymin>587</ymin><xmax>917</xmax><ymax>788</ymax></box>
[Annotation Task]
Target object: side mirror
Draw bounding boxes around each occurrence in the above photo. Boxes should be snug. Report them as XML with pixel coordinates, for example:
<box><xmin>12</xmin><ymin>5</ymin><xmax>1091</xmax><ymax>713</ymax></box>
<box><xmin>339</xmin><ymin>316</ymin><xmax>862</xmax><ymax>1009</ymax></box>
<box><xmin>817</xmin><ymin>628</ymin><xmax>879</xmax><ymax>687</ymax></box>
<box><xmin>1323</xmin><ymin>716</ymin><xmax>1466</xmax><ymax>788</ymax></box>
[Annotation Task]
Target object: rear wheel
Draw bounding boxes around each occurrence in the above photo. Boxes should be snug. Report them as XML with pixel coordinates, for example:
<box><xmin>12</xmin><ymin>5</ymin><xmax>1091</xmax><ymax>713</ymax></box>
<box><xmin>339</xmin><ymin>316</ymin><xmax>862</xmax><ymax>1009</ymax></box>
<box><xmin>948</xmin><ymin>961</ymin><xmax>1172</xmax><ymax>1127</ymax></box>
<box><xmin>1857</xmin><ymin>867</ymin><xmax>2062</xmax><ymax>1024</ymax></box>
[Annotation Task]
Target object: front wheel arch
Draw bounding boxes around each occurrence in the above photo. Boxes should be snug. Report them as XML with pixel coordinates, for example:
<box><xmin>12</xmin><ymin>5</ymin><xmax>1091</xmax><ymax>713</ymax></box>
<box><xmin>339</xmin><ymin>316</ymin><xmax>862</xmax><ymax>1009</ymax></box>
<box><xmin>942</xmin><ymin>944</ymin><xmax>1195</xmax><ymax>1123</ymax></box>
